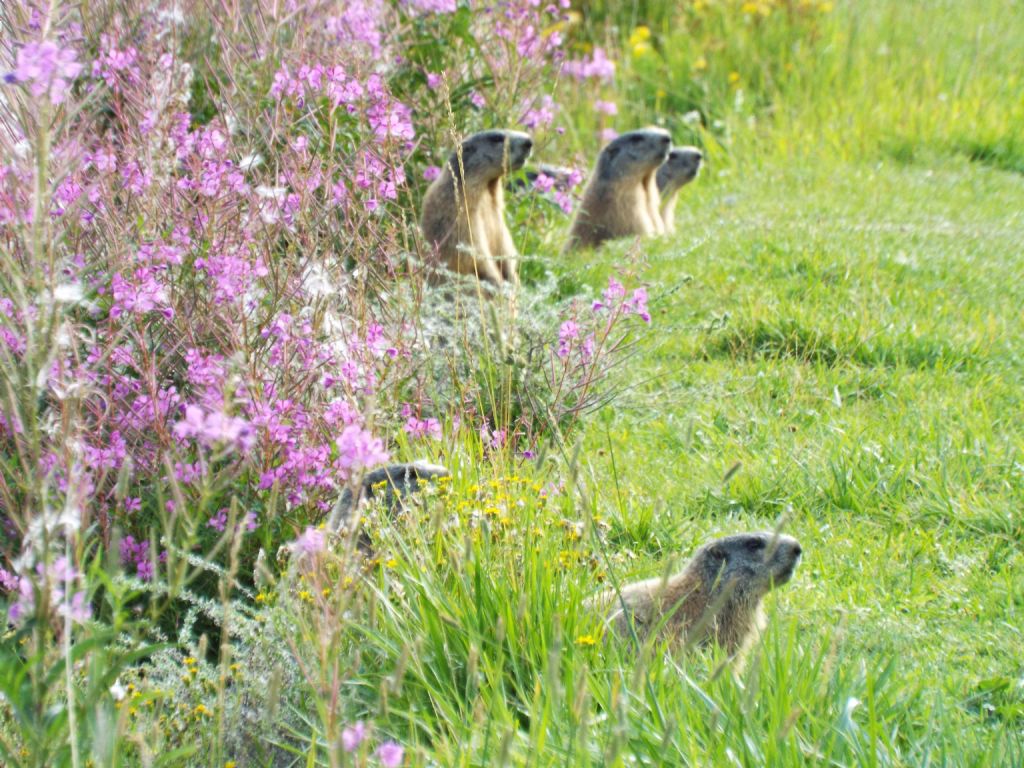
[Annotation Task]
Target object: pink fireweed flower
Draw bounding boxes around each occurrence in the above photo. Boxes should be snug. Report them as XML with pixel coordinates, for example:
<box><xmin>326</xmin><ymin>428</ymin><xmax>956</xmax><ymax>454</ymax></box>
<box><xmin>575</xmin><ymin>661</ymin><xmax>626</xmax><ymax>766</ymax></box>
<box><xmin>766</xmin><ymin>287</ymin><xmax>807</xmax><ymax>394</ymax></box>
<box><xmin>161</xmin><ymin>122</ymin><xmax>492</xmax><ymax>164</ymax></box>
<box><xmin>469</xmin><ymin>90</ymin><xmax>486</xmax><ymax>109</ymax></box>
<box><xmin>563</xmin><ymin>47</ymin><xmax>616</xmax><ymax>82</ymax></box>
<box><xmin>594</xmin><ymin>99</ymin><xmax>618</xmax><ymax>116</ymax></box>
<box><xmin>403</xmin><ymin>416</ymin><xmax>442</xmax><ymax>440</ymax></box>
<box><xmin>625</xmin><ymin>287</ymin><xmax>651</xmax><ymax>323</ymax></box>
<box><xmin>425</xmin><ymin>72</ymin><xmax>442</xmax><ymax>90</ymax></box>
<box><xmin>376</xmin><ymin>742</ymin><xmax>404</xmax><ymax>767</ymax></box>
<box><xmin>336</xmin><ymin>424</ymin><xmax>389</xmax><ymax>474</ymax></box>
<box><xmin>603</xmin><ymin>277</ymin><xmax>625</xmax><ymax>302</ymax></box>
<box><xmin>291</xmin><ymin>526</ymin><xmax>326</xmax><ymax>557</ymax></box>
<box><xmin>5</xmin><ymin>40</ymin><xmax>83</xmax><ymax>104</ymax></box>
<box><xmin>405</xmin><ymin>0</ymin><xmax>457</xmax><ymax>13</ymax></box>
<box><xmin>521</xmin><ymin>95</ymin><xmax>557</xmax><ymax>129</ymax></box>
<box><xmin>341</xmin><ymin>721</ymin><xmax>367</xmax><ymax>752</ymax></box>
<box><xmin>599</xmin><ymin>127</ymin><xmax>619</xmax><ymax>142</ymax></box>
<box><xmin>208</xmin><ymin>508</ymin><xmax>228</xmax><ymax>532</ymax></box>
<box><xmin>173</xmin><ymin>405</ymin><xmax>256</xmax><ymax>453</ymax></box>
<box><xmin>423</xmin><ymin>165</ymin><xmax>442</xmax><ymax>181</ymax></box>
<box><xmin>532</xmin><ymin>173</ymin><xmax>555</xmax><ymax>194</ymax></box>
<box><xmin>557</xmin><ymin>320</ymin><xmax>579</xmax><ymax>358</ymax></box>
<box><xmin>58</xmin><ymin>591</ymin><xmax>91</xmax><ymax>624</ymax></box>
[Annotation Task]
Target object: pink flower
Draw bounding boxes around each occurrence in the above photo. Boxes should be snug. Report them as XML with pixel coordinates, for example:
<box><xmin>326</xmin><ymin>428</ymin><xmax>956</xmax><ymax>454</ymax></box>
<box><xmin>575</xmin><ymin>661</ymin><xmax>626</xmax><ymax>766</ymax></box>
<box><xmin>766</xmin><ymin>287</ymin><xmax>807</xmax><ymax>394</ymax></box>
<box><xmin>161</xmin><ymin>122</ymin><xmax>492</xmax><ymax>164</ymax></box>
<box><xmin>341</xmin><ymin>721</ymin><xmax>367</xmax><ymax>752</ymax></box>
<box><xmin>6</xmin><ymin>40</ymin><xmax>83</xmax><ymax>104</ymax></box>
<box><xmin>173</xmin><ymin>405</ymin><xmax>256</xmax><ymax>453</ymax></box>
<box><xmin>336</xmin><ymin>424</ymin><xmax>389</xmax><ymax>474</ymax></box>
<box><xmin>423</xmin><ymin>165</ymin><xmax>442</xmax><ymax>182</ymax></box>
<box><xmin>208</xmin><ymin>508</ymin><xmax>228</xmax><ymax>532</ymax></box>
<box><xmin>599</xmin><ymin>128</ymin><xmax>619</xmax><ymax>142</ymax></box>
<box><xmin>521</xmin><ymin>95</ymin><xmax>557</xmax><ymax>129</ymax></box>
<box><xmin>594</xmin><ymin>99</ymin><xmax>618</xmax><ymax>116</ymax></box>
<box><xmin>603</xmin><ymin>277</ymin><xmax>625</xmax><ymax>302</ymax></box>
<box><xmin>58</xmin><ymin>591</ymin><xmax>91</xmax><ymax>624</ymax></box>
<box><xmin>403</xmin><ymin>416</ymin><xmax>442</xmax><ymax>440</ymax></box>
<box><xmin>563</xmin><ymin>47</ymin><xmax>615</xmax><ymax>82</ymax></box>
<box><xmin>405</xmin><ymin>0</ymin><xmax>457</xmax><ymax>14</ymax></box>
<box><xmin>376</xmin><ymin>742</ymin><xmax>404</xmax><ymax>767</ymax></box>
<box><xmin>557</xmin><ymin>320</ymin><xmax>579</xmax><ymax>358</ymax></box>
<box><xmin>532</xmin><ymin>173</ymin><xmax>555</xmax><ymax>194</ymax></box>
<box><xmin>625</xmin><ymin>287</ymin><xmax>651</xmax><ymax>323</ymax></box>
<box><xmin>425</xmin><ymin>72</ymin><xmax>442</xmax><ymax>90</ymax></box>
<box><xmin>469</xmin><ymin>91</ymin><xmax>486</xmax><ymax>109</ymax></box>
<box><xmin>291</xmin><ymin>526</ymin><xmax>326</xmax><ymax>557</ymax></box>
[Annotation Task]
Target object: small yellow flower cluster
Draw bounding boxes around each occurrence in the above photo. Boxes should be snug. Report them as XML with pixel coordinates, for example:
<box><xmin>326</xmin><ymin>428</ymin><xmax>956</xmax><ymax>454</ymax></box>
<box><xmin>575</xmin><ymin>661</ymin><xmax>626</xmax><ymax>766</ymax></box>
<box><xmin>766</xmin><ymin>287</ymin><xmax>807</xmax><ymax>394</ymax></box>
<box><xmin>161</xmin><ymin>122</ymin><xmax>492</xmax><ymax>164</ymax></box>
<box><xmin>575</xmin><ymin>634</ymin><xmax>599</xmax><ymax>647</ymax></box>
<box><xmin>629</xmin><ymin>25</ymin><xmax>653</xmax><ymax>58</ymax></box>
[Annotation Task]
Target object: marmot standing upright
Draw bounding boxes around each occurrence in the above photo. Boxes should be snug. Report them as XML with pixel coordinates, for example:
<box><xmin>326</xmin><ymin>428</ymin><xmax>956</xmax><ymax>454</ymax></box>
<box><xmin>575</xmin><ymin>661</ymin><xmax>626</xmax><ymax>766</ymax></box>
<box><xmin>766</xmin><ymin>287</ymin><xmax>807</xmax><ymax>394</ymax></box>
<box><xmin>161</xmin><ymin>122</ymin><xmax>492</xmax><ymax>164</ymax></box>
<box><xmin>656</xmin><ymin>146</ymin><xmax>703</xmax><ymax>235</ymax></box>
<box><xmin>421</xmin><ymin>130</ymin><xmax>533</xmax><ymax>286</ymax></box>
<box><xmin>587</xmin><ymin>531</ymin><xmax>802</xmax><ymax>659</ymax></box>
<box><xmin>564</xmin><ymin>127</ymin><xmax>672</xmax><ymax>252</ymax></box>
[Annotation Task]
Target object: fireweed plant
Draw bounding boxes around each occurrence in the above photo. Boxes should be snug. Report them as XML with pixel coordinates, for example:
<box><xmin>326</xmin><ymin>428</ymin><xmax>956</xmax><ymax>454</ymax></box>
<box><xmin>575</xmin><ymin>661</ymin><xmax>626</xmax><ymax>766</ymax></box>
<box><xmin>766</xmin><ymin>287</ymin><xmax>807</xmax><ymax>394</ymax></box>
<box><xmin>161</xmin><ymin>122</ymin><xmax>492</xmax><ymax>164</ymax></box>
<box><xmin>0</xmin><ymin>0</ymin><xmax>655</xmax><ymax>763</ymax></box>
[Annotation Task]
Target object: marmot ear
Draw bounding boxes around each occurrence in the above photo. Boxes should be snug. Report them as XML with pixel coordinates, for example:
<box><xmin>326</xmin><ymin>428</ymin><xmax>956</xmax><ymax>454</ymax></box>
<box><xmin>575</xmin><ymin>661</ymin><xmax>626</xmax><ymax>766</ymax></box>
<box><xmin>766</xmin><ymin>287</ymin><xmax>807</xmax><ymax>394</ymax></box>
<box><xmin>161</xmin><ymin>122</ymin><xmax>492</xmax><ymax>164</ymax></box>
<box><xmin>599</xmin><ymin>146</ymin><xmax>620</xmax><ymax>179</ymax></box>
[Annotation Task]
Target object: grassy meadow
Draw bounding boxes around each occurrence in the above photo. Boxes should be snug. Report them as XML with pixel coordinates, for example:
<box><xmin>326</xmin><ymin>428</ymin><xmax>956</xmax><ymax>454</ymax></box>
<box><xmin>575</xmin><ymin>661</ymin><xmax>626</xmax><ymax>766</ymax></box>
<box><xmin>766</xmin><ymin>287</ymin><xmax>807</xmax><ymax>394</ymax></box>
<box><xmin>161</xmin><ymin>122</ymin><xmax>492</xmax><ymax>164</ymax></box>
<box><xmin>1</xmin><ymin>0</ymin><xmax>1023</xmax><ymax>765</ymax></box>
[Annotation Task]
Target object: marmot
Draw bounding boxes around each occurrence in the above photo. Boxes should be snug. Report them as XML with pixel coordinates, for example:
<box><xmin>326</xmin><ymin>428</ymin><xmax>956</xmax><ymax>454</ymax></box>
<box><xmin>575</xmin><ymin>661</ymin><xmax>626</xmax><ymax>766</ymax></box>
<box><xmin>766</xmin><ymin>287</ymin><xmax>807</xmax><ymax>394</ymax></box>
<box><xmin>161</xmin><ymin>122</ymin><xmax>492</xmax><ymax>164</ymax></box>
<box><xmin>326</xmin><ymin>461</ymin><xmax>450</xmax><ymax>549</ymax></box>
<box><xmin>564</xmin><ymin>127</ymin><xmax>672</xmax><ymax>252</ymax></box>
<box><xmin>421</xmin><ymin>130</ymin><xmax>533</xmax><ymax>286</ymax></box>
<box><xmin>587</xmin><ymin>531</ymin><xmax>801</xmax><ymax>659</ymax></box>
<box><xmin>656</xmin><ymin>146</ymin><xmax>703</xmax><ymax>235</ymax></box>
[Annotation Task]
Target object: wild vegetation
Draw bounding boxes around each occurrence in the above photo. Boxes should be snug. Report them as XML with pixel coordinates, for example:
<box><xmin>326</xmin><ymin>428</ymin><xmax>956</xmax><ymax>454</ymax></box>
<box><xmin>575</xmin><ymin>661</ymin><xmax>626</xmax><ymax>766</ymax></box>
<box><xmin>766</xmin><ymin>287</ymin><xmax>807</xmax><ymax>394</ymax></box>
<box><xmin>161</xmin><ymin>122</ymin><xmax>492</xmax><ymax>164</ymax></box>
<box><xmin>1</xmin><ymin>0</ymin><xmax>1021</xmax><ymax>765</ymax></box>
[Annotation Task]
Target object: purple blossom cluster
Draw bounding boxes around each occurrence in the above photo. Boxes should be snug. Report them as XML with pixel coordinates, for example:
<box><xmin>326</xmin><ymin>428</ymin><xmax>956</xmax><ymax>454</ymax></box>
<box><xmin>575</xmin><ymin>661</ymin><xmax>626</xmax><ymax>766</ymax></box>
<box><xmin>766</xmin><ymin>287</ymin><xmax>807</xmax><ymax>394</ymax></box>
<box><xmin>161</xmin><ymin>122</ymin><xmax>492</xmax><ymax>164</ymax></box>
<box><xmin>3</xmin><ymin>557</ymin><xmax>90</xmax><ymax>625</ymax></box>
<box><xmin>5</xmin><ymin>40</ymin><xmax>83</xmax><ymax>105</ymax></box>
<box><xmin>340</xmin><ymin>720</ymin><xmax>404</xmax><ymax>766</ymax></box>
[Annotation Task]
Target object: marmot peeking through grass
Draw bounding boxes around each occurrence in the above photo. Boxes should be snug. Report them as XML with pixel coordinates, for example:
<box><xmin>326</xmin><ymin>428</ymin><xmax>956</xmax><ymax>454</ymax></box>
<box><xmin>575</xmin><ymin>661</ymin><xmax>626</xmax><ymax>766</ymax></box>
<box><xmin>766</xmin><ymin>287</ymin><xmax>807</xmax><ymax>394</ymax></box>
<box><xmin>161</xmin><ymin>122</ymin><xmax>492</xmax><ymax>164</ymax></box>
<box><xmin>326</xmin><ymin>461</ymin><xmax>450</xmax><ymax>550</ymax></box>
<box><xmin>565</xmin><ymin>127</ymin><xmax>672</xmax><ymax>252</ymax></box>
<box><xmin>587</xmin><ymin>531</ymin><xmax>802</xmax><ymax>660</ymax></box>
<box><xmin>656</xmin><ymin>146</ymin><xmax>703</xmax><ymax>235</ymax></box>
<box><xmin>421</xmin><ymin>130</ymin><xmax>533</xmax><ymax>286</ymax></box>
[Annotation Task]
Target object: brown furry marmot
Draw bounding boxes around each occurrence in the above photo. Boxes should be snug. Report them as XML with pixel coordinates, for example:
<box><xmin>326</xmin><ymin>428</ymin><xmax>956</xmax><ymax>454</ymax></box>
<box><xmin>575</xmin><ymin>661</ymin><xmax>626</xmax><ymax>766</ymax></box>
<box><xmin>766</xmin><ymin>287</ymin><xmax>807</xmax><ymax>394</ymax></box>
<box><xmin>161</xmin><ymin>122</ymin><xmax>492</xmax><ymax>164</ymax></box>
<box><xmin>421</xmin><ymin>130</ymin><xmax>533</xmax><ymax>286</ymax></box>
<box><xmin>564</xmin><ymin>127</ymin><xmax>671</xmax><ymax>252</ymax></box>
<box><xmin>587</xmin><ymin>531</ymin><xmax>802</xmax><ymax>659</ymax></box>
<box><xmin>656</xmin><ymin>146</ymin><xmax>703</xmax><ymax>235</ymax></box>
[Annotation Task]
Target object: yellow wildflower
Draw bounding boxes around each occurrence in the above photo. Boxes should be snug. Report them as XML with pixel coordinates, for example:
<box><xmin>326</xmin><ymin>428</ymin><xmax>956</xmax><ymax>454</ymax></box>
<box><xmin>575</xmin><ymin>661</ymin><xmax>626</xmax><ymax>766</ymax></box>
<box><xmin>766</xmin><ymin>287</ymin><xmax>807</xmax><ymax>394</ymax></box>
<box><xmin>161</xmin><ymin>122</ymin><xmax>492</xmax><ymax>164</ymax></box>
<box><xmin>629</xmin><ymin>25</ymin><xmax>651</xmax><ymax>46</ymax></box>
<box><xmin>632</xmin><ymin>41</ymin><xmax>653</xmax><ymax>58</ymax></box>
<box><xmin>193</xmin><ymin>704</ymin><xmax>213</xmax><ymax>718</ymax></box>
<box><xmin>298</xmin><ymin>589</ymin><xmax>313</xmax><ymax>602</ymax></box>
<box><xmin>694</xmin><ymin>56</ymin><xmax>708</xmax><ymax>71</ymax></box>
<box><xmin>728</xmin><ymin>71</ymin><xmax>741</xmax><ymax>84</ymax></box>
<box><xmin>575</xmin><ymin>634</ymin><xmax>598</xmax><ymax>646</ymax></box>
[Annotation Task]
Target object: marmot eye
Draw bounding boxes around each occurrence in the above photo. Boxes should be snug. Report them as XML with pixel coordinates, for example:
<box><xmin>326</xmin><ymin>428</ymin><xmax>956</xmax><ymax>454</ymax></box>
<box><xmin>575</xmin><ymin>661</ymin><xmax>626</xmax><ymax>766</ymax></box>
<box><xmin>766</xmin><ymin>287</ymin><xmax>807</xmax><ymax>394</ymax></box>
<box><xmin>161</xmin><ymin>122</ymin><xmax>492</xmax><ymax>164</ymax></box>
<box><xmin>489</xmin><ymin>135</ymin><xmax>504</xmax><ymax>143</ymax></box>
<box><xmin>629</xmin><ymin>134</ymin><xmax>643</xmax><ymax>143</ymax></box>
<box><xmin>746</xmin><ymin>539</ymin><xmax>767</xmax><ymax>552</ymax></box>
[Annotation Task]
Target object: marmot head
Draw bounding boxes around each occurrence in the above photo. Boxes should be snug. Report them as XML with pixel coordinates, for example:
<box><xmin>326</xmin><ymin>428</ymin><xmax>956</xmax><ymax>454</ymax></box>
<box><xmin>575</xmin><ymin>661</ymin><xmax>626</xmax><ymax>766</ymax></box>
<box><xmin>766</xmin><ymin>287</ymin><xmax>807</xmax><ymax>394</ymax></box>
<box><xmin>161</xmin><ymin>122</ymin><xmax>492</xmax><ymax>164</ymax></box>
<box><xmin>596</xmin><ymin>128</ymin><xmax>672</xmax><ymax>183</ymax></box>
<box><xmin>656</xmin><ymin>146</ymin><xmax>703</xmax><ymax>195</ymax></box>
<box><xmin>447</xmin><ymin>130</ymin><xmax>534</xmax><ymax>183</ymax></box>
<box><xmin>693</xmin><ymin>531</ymin><xmax>802</xmax><ymax>602</ymax></box>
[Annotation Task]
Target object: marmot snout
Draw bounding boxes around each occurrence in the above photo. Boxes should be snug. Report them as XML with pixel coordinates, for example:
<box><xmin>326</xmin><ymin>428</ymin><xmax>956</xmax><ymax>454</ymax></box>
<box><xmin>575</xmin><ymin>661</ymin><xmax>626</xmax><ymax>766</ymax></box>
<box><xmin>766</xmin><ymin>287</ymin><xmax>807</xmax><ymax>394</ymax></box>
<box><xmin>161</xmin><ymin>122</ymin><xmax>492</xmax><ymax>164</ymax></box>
<box><xmin>656</xmin><ymin>146</ymin><xmax>703</xmax><ymax>235</ymax></box>
<box><xmin>565</xmin><ymin>127</ymin><xmax>672</xmax><ymax>252</ymax></box>
<box><xmin>588</xmin><ymin>531</ymin><xmax>802</xmax><ymax>659</ymax></box>
<box><xmin>421</xmin><ymin>130</ymin><xmax>533</xmax><ymax>286</ymax></box>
